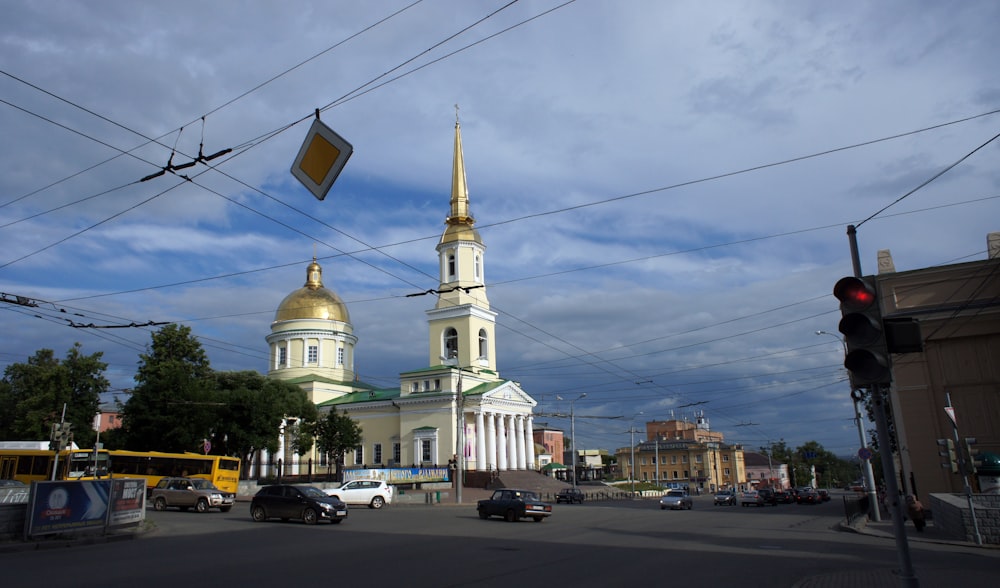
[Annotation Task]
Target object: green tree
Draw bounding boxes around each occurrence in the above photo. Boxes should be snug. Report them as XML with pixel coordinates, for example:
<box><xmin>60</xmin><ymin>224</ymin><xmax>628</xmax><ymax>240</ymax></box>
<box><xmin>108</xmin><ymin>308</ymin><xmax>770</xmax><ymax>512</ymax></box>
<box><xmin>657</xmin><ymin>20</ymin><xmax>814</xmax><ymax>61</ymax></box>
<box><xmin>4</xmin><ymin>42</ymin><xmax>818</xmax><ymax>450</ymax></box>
<box><xmin>0</xmin><ymin>344</ymin><xmax>108</xmax><ymax>447</ymax></box>
<box><xmin>212</xmin><ymin>370</ymin><xmax>317</xmax><ymax>478</ymax></box>
<box><xmin>306</xmin><ymin>409</ymin><xmax>363</xmax><ymax>481</ymax></box>
<box><xmin>118</xmin><ymin>324</ymin><xmax>215</xmax><ymax>452</ymax></box>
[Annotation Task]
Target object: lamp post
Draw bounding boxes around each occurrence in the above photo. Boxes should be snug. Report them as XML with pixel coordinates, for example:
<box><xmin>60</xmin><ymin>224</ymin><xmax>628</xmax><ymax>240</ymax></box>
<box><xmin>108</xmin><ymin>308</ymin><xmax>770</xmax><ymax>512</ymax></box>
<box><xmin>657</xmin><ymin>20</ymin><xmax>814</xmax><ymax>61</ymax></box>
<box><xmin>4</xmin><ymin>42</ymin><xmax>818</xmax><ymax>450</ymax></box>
<box><xmin>450</xmin><ymin>351</ymin><xmax>465</xmax><ymax>505</ymax></box>
<box><xmin>630</xmin><ymin>412</ymin><xmax>644</xmax><ymax>495</ymax></box>
<box><xmin>816</xmin><ymin>329</ymin><xmax>880</xmax><ymax>522</ymax></box>
<box><xmin>568</xmin><ymin>393</ymin><xmax>586</xmax><ymax>489</ymax></box>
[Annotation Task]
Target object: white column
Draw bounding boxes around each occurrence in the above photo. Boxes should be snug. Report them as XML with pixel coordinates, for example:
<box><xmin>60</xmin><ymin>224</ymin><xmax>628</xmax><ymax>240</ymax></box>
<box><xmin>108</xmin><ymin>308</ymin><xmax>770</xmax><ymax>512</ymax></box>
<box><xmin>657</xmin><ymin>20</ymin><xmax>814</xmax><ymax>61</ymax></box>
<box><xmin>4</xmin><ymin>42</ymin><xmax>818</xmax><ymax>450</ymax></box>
<box><xmin>475</xmin><ymin>412</ymin><xmax>486</xmax><ymax>471</ymax></box>
<box><xmin>507</xmin><ymin>415</ymin><xmax>518</xmax><ymax>471</ymax></box>
<box><xmin>497</xmin><ymin>414</ymin><xmax>508</xmax><ymax>471</ymax></box>
<box><xmin>486</xmin><ymin>412</ymin><xmax>497</xmax><ymax>471</ymax></box>
<box><xmin>515</xmin><ymin>415</ymin><xmax>526</xmax><ymax>470</ymax></box>
<box><xmin>525</xmin><ymin>416</ymin><xmax>536</xmax><ymax>470</ymax></box>
<box><xmin>301</xmin><ymin>337</ymin><xmax>308</xmax><ymax>366</ymax></box>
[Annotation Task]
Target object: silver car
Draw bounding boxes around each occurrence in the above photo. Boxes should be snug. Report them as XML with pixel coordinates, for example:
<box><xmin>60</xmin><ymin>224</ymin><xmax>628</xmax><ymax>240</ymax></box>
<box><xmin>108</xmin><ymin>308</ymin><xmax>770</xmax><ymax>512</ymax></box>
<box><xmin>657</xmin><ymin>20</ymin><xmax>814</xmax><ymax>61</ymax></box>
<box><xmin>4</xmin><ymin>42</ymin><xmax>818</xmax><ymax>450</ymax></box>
<box><xmin>659</xmin><ymin>489</ymin><xmax>693</xmax><ymax>510</ymax></box>
<box><xmin>151</xmin><ymin>477</ymin><xmax>235</xmax><ymax>512</ymax></box>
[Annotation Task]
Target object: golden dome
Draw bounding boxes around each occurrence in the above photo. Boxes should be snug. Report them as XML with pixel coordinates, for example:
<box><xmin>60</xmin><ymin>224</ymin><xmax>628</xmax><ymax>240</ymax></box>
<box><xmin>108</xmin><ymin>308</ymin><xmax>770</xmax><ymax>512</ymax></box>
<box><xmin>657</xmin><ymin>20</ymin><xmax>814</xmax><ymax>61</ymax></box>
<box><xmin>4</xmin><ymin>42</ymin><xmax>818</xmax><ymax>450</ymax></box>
<box><xmin>439</xmin><ymin>221</ymin><xmax>483</xmax><ymax>245</ymax></box>
<box><xmin>274</xmin><ymin>259</ymin><xmax>350</xmax><ymax>322</ymax></box>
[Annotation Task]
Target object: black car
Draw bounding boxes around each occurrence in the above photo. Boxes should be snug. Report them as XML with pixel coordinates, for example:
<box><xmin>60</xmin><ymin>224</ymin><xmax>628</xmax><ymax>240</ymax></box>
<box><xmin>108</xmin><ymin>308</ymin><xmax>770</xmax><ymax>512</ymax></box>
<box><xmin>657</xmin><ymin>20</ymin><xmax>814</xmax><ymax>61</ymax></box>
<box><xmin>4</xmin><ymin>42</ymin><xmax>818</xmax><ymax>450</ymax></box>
<box><xmin>757</xmin><ymin>488</ymin><xmax>779</xmax><ymax>506</ymax></box>
<box><xmin>797</xmin><ymin>489</ymin><xmax>822</xmax><ymax>505</ymax></box>
<box><xmin>251</xmin><ymin>484</ymin><xmax>348</xmax><ymax>525</ymax></box>
<box><xmin>477</xmin><ymin>488</ymin><xmax>552</xmax><ymax>522</ymax></box>
<box><xmin>555</xmin><ymin>487</ymin><xmax>585</xmax><ymax>504</ymax></box>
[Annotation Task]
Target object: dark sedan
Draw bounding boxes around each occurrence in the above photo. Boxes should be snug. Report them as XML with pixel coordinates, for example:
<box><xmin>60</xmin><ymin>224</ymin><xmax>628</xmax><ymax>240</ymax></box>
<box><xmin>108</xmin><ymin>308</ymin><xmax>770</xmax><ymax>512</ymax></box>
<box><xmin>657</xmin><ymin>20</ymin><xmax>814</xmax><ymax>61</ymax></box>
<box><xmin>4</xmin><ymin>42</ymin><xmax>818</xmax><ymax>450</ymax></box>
<box><xmin>797</xmin><ymin>489</ymin><xmax>823</xmax><ymax>505</ymax></box>
<box><xmin>477</xmin><ymin>488</ymin><xmax>552</xmax><ymax>522</ymax></box>
<box><xmin>251</xmin><ymin>484</ymin><xmax>348</xmax><ymax>525</ymax></box>
<box><xmin>555</xmin><ymin>487</ymin><xmax>585</xmax><ymax>504</ymax></box>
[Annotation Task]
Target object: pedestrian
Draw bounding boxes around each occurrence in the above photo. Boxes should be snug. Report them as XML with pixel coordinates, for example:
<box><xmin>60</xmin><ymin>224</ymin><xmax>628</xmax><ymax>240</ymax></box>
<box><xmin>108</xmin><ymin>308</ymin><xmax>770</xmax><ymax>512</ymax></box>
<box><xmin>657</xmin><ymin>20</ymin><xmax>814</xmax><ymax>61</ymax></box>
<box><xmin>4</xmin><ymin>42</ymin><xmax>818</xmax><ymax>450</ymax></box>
<box><xmin>906</xmin><ymin>495</ymin><xmax>926</xmax><ymax>532</ymax></box>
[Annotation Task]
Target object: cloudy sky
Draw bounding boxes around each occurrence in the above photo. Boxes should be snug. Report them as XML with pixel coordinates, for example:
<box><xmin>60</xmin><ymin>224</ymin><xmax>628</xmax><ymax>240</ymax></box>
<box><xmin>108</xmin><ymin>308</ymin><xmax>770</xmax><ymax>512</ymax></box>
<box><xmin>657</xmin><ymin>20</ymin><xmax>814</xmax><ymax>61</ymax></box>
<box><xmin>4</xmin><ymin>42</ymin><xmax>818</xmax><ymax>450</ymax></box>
<box><xmin>2</xmin><ymin>0</ymin><xmax>998</xmax><ymax>457</ymax></box>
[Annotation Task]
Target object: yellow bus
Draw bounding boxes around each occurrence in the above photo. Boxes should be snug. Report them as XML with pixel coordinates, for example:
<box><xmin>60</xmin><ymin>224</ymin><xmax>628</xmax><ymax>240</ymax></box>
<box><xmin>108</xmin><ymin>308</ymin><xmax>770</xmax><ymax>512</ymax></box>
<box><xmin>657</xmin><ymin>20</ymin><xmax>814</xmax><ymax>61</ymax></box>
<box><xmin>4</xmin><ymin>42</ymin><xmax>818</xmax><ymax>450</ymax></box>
<box><xmin>107</xmin><ymin>450</ymin><xmax>240</xmax><ymax>495</ymax></box>
<box><xmin>0</xmin><ymin>447</ymin><xmax>112</xmax><ymax>484</ymax></box>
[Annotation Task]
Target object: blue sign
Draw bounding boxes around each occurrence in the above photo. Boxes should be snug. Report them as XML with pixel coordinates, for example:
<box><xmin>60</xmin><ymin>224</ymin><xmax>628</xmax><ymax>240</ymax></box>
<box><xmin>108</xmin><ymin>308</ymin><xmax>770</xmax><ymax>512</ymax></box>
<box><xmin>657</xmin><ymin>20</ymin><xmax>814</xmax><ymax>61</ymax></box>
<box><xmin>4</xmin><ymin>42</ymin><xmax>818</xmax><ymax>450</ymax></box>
<box><xmin>26</xmin><ymin>480</ymin><xmax>110</xmax><ymax>537</ymax></box>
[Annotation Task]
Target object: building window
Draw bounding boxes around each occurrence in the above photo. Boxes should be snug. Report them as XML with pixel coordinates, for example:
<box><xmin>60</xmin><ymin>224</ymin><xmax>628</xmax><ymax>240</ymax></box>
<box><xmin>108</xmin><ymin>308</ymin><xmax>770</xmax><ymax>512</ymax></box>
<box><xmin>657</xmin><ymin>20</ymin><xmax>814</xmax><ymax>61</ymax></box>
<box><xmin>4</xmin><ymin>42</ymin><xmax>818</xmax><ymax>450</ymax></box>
<box><xmin>695</xmin><ymin>455</ymin><xmax>703</xmax><ymax>463</ymax></box>
<box><xmin>393</xmin><ymin>443</ymin><xmax>401</xmax><ymax>464</ymax></box>
<box><xmin>671</xmin><ymin>455</ymin><xmax>677</xmax><ymax>464</ymax></box>
<box><xmin>673</xmin><ymin>471</ymin><xmax>679</xmax><ymax>479</ymax></box>
<box><xmin>660</xmin><ymin>456</ymin><xmax>667</xmax><ymax>465</ymax></box>
<box><xmin>724</xmin><ymin>468</ymin><xmax>731</xmax><ymax>476</ymax></box>
<box><xmin>278</xmin><ymin>346</ymin><xmax>287</xmax><ymax>366</ymax></box>
<box><xmin>337</xmin><ymin>347</ymin><xmax>344</xmax><ymax>366</ymax></box>
<box><xmin>421</xmin><ymin>440</ymin><xmax>432</xmax><ymax>463</ymax></box>
<box><xmin>373</xmin><ymin>443</ymin><xmax>382</xmax><ymax>464</ymax></box>
<box><xmin>681</xmin><ymin>455</ymin><xmax>688</xmax><ymax>463</ymax></box>
<box><xmin>684</xmin><ymin>470</ymin><xmax>689</xmax><ymax>478</ymax></box>
<box><xmin>307</xmin><ymin>345</ymin><xmax>318</xmax><ymax>363</ymax></box>
<box><xmin>641</xmin><ymin>457</ymin><xmax>647</xmax><ymax>465</ymax></box>
<box><xmin>354</xmin><ymin>445</ymin><xmax>364</xmax><ymax>465</ymax></box>
<box><xmin>444</xmin><ymin>328</ymin><xmax>458</xmax><ymax>359</ymax></box>
<box><xmin>722</xmin><ymin>455</ymin><xmax>729</xmax><ymax>462</ymax></box>
<box><xmin>478</xmin><ymin>329</ymin><xmax>488</xmax><ymax>359</ymax></box>
<box><xmin>434</xmin><ymin>379</ymin><xmax>441</xmax><ymax>390</ymax></box>
<box><xmin>447</xmin><ymin>253</ymin><xmax>456</xmax><ymax>280</ymax></box>
<box><xmin>474</xmin><ymin>254</ymin><xmax>482</xmax><ymax>281</ymax></box>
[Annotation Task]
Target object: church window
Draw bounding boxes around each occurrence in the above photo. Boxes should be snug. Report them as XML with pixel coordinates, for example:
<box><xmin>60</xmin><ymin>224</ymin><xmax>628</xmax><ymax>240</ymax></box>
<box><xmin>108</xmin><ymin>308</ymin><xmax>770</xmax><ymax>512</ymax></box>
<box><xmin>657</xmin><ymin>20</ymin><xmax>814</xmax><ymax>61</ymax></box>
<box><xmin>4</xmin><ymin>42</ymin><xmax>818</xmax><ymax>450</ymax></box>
<box><xmin>447</xmin><ymin>253</ymin><xmax>456</xmax><ymax>280</ymax></box>
<box><xmin>421</xmin><ymin>439</ymin><xmax>432</xmax><ymax>463</ymax></box>
<box><xmin>337</xmin><ymin>347</ymin><xmax>344</xmax><ymax>366</ymax></box>
<box><xmin>444</xmin><ymin>328</ymin><xmax>458</xmax><ymax>360</ymax></box>
<box><xmin>278</xmin><ymin>346</ymin><xmax>287</xmax><ymax>367</ymax></box>
<box><xmin>373</xmin><ymin>443</ymin><xmax>382</xmax><ymax>464</ymax></box>
<box><xmin>392</xmin><ymin>443</ymin><xmax>401</xmax><ymax>465</ymax></box>
<box><xmin>411</xmin><ymin>382</ymin><xmax>419</xmax><ymax>392</ymax></box>
<box><xmin>474</xmin><ymin>254</ymin><xmax>481</xmax><ymax>281</ymax></box>
<box><xmin>434</xmin><ymin>379</ymin><xmax>441</xmax><ymax>390</ymax></box>
<box><xmin>354</xmin><ymin>445</ymin><xmax>364</xmax><ymax>465</ymax></box>
<box><xmin>307</xmin><ymin>345</ymin><xmax>318</xmax><ymax>363</ymax></box>
<box><xmin>478</xmin><ymin>329</ymin><xmax>488</xmax><ymax>359</ymax></box>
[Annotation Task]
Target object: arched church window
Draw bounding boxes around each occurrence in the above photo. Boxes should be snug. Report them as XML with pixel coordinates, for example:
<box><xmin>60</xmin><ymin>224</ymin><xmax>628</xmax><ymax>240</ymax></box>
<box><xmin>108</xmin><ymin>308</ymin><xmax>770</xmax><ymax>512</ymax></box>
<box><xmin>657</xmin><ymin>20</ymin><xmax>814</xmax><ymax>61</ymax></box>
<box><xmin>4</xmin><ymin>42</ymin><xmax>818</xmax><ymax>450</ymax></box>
<box><xmin>478</xmin><ymin>328</ymin><xmax>488</xmax><ymax>359</ymax></box>
<box><xmin>444</xmin><ymin>327</ymin><xmax>458</xmax><ymax>360</ymax></box>
<box><xmin>474</xmin><ymin>254</ymin><xmax>481</xmax><ymax>282</ymax></box>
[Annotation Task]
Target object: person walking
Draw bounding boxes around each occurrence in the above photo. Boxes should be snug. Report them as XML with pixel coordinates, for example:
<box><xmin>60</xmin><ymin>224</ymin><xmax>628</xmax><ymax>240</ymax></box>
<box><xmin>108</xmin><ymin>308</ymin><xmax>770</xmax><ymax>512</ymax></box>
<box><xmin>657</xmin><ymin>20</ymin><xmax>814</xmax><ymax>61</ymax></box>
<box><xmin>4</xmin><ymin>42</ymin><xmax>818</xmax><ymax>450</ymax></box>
<box><xmin>906</xmin><ymin>495</ymin><xmax>926</xmax><ymax>532</ymax></box>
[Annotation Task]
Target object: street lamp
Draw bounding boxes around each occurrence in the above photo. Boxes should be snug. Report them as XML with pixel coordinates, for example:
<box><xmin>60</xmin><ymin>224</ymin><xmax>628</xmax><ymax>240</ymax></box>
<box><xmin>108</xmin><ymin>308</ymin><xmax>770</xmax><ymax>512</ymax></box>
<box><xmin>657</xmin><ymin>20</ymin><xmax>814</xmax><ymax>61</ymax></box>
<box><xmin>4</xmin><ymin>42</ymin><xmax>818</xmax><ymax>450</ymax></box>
<box><xmin>558</xmin><ymin>393</ymin><xmax>587</xmax><ymax>489</ymax></box>
<box><xmin>816</xmin><ymin>329</ymin><xmax>880</xmax><ymax>522</ymax></box>
<box><xmin>450</xmin><ymin>350</ymin><xmax>465</xmax><ymax>504</ymax></box>
<box><xmin>630</xmin><ymin>411</ymin><xmax>644</xmax><ymax>495</ymax></box>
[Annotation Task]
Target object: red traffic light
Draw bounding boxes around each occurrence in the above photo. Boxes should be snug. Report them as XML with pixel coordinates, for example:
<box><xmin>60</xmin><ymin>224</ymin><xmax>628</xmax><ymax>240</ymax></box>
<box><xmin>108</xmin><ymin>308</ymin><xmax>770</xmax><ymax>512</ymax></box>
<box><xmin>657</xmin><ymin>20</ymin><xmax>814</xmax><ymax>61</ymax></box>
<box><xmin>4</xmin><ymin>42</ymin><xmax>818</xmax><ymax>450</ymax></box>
<box><xmin>834</xmin><ymin>277</ymin><xmax>876</xmax><ymax>310</ymax></box>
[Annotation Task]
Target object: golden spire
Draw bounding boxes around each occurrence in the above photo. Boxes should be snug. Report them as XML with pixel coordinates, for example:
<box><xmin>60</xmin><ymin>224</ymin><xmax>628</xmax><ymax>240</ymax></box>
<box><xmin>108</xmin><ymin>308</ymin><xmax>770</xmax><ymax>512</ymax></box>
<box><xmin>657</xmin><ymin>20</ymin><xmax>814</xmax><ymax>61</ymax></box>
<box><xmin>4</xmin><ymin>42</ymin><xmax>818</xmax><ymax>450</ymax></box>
<box><xmin>448</xmin><ymin>104</ymin><xmax>473</xmax><ymax>225</ymax></box>
<box><xmin>305</xmin><ymin>256</ymin><xmax>323</xmax><ymax>290</ymax></box>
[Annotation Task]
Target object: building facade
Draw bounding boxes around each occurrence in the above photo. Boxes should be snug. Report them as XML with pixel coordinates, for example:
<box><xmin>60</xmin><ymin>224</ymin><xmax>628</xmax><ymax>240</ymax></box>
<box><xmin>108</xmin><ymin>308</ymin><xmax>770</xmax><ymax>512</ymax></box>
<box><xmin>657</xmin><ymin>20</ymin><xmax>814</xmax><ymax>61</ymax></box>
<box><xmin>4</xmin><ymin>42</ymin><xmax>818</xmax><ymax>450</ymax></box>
<box><xmin>264</xmin><ymin>120</ymin><xmax>540</xmax><ymax>478</ymax></box>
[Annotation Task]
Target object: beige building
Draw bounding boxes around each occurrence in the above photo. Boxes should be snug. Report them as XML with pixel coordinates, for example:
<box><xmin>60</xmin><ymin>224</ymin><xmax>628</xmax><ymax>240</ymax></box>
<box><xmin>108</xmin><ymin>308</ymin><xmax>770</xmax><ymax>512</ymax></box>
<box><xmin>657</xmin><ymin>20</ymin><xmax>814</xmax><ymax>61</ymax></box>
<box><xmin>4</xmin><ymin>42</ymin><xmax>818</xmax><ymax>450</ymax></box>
<box><xmin>263</xmin><ymin>120</ymin><xmax>540</xmax><ymax>478</ymax></box>
<box><xmin>616</xmin><ymin>415</ymin><xmax>746</xmax><ymax>492</ymax></box>
<box><xmin>874</xmin><ymin>239</ymin><xmax>1000</xmax><ymax>497</ymax></box>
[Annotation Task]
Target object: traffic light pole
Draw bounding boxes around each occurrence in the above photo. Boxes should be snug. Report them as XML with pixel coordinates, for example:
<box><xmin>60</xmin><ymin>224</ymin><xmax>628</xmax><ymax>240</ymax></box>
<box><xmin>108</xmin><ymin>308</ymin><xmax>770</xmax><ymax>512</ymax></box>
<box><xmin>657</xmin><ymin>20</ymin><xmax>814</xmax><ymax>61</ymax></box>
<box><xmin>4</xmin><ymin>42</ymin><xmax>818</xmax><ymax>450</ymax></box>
<box><xmin>946</xmin><ymin>392</ymin><xmax>982</xmax><ymax>545</ymax></box>
<box><xmin>847</xmin><ymin>226</ymin><xmax>918</xmax><ymax>587</ymax></box>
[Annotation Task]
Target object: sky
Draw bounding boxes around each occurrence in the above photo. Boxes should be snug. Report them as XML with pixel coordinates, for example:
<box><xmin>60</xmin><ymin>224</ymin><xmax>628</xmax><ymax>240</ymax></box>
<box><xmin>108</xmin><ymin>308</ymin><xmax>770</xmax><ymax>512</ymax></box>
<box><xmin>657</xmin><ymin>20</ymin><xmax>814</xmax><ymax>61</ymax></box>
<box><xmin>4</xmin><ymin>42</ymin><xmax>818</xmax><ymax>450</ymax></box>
<box><xmin>2</xmin><ymin>0</ymin><xmax>999</xmax><ymax>458</ymax></box>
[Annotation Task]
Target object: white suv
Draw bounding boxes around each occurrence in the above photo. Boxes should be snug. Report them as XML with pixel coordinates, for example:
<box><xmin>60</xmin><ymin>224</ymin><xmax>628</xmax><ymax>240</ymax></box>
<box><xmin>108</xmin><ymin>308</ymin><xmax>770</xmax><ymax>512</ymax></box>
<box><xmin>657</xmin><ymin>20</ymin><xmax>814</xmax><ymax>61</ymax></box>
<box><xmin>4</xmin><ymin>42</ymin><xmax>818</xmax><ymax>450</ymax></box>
<box><xmin>325</xmin><ymin>479</ymin><xmax>393</xmax><ymax>509</ymax></box>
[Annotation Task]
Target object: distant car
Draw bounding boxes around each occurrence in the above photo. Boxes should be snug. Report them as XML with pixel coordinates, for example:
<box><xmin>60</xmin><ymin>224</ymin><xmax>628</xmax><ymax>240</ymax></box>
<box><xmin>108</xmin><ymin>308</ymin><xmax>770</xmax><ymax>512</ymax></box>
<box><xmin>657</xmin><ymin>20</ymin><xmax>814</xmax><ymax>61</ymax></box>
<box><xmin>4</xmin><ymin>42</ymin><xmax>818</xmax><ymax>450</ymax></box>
<box><xmin>251</xmin><ymin>484</ymin><xmax>348</xmax><ymax>525</ymax></box>
<box><xmin>817</xmin><ymin>489</ymin><xmax>831</xmax><ymax>501</ymax></box>
<box><xmin>797</xmin><ymin>489</ymin><xmax>822</xmax><ymax>505</ymax></box>
<box><xmin>740</xmin><ymin>490</ymin><xmax>767</xmax><ymax>507</ymax></box>
<box><xmin>773</xmin><ymin>490</ymin><xmax>795</xmax><ymax>504</ymax></box>
<box><xmin>757</xmin><ymin>488</ymin><xmax>779</xmax><ymax>506</ymax></box>
<box><xmin>325</xmin><ymin>479</ymin><xmax>393</xmax><ymax>509</ymax></box>
<box><xmin>713</xmin><ymin>490</ymin><xmax>736</xmax><ymax>506</ymax></box>
<box><xmin>150</xmin><ymin>477</ymin><xmax>235</xmax><ymax>513</ymax></box>
<box><xmin>660</xmin><ymin>489</ymin><xmax>693</xmax><ymax>510</ymax></box>
<box><xmin>477</xmin><ymin>488</ymin><xmax>552</xmax><ymax>522</ymax></box>
<box><xmin>555</xmin><ymin>487</ymin><xmax>585</xmax><ymax>504</ymax></box>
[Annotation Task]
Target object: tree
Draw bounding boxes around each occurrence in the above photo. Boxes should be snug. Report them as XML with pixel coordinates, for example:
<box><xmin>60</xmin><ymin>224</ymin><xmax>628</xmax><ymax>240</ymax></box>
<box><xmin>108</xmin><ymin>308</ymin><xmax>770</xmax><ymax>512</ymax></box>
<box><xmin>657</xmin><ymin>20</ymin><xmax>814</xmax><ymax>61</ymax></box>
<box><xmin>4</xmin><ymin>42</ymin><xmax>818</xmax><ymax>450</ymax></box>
<box><xmin>212</xmin><ymin>371</ymin><xmax>317</xmax><ymax>478</ymax></box>
<box><xmin>0</xmin><ymin>344</ymin><xmax>108</xmax><ymax>447</ymax></box>
<box><xmin>118</xmin><ymin>324</ymin><xmax>215</xmax><ymax>451</ymax></box>
<box><xmin>306</xmin><ymin>409</ymin><xmax>363</xmax><ymax>481</ymax></box>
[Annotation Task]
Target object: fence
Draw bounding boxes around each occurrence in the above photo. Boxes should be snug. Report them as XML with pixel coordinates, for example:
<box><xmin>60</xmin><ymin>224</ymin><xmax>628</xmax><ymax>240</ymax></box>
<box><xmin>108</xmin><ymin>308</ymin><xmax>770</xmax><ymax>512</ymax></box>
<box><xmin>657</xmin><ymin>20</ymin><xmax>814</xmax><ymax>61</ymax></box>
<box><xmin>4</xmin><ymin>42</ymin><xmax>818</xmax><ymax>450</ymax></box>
<box><xmin>842</xmin><ymin>493</ymin><xmax>870</xmax><ymax>525</ymax></box>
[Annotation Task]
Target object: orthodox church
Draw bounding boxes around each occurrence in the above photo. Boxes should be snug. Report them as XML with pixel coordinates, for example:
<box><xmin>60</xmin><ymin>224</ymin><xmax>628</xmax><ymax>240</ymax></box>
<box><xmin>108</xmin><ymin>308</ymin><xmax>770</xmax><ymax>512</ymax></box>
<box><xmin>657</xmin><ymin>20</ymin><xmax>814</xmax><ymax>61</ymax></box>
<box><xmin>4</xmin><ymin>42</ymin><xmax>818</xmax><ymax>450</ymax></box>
<box><xmin>264</xmin><ymin>119</ymin><xmax>538</xmax><ymax>477</ymax></box>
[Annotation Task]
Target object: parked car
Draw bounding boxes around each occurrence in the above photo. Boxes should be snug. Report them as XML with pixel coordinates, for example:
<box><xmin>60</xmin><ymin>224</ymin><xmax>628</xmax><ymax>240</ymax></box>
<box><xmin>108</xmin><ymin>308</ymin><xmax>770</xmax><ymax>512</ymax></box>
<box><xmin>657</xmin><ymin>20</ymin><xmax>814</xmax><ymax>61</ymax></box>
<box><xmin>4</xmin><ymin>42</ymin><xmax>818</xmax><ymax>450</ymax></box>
<box><xmin>150</xmin><ymin>477</ymin><xmax>235</xmax><ymax>513</ymax></box>
<box><xmin>740</xmin><ymin>490</ymin><xmax>769</xmax><ymax>507</ymax></box>
<box><xmin>555</xmin><ymin>487</ymin><xmax>585</xmax><ymax>504</ymax></box>
<box><xmin>757</xmin><ymin>488</ymin><xmax>779</xmax><ymax>506</ymax></box>
<box><xmin>659</xmin><ymin>489</ymin><xmax>693</xmax><ymax>510</ymax></box>
<box><xmin>774</xmin><ymin>490</ymin><xmax>795</xmax><ymax>504</ymax></box>
<box><xmin>713</xmin><ymin>490</ymin><xmax>736</xmax><ymax>506</ymax></box>
<box><xmin>477</xmin><ymin>488</ymin><xmax>552</xmax><ymax>522</ymax></box>
<box><xmin>797</xmin><ymin>488</ymin><xmax>823</xmax><ymax>505</ymax></box>
<box><xmin>324</xmin><ymin>479</ymin><xmax>393</xmax><ymax>509</ymax></box>
<box><xmin>251</xmin><ymin>484</ymin><xmax>348</xmax><ymax>525</ymax></box>
<box><xmin>817</xmin><ymin>489</ymin><xmax>831</xmax><ymax>501</ymax></box>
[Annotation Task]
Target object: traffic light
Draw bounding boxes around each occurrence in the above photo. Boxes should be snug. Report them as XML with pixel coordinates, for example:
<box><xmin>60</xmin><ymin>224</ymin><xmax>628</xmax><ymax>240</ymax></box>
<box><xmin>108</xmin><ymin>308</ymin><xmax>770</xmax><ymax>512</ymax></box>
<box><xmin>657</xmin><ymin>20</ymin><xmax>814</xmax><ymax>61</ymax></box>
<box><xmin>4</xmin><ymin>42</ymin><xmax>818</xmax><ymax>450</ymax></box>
<box><xmin>937</xmin><ymin>438</ymin><xmax>958</xmax><ymax>474</ymax></box>
<box><xmin>962</xmin><ymin>437</ymin><xmax>981</xmax><ymax>475</ymax></box>
<box><xmin>834</xmin><ymin>276</ymin><xmax>891</xmax><ymax>386</ymax></box>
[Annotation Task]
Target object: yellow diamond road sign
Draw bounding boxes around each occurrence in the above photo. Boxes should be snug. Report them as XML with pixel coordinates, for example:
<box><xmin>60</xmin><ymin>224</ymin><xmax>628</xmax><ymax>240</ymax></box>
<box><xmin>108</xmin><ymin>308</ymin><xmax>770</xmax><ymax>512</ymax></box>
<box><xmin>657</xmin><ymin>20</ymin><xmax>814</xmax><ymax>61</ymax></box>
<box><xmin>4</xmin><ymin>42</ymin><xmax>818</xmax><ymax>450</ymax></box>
<box><xmin>291</xmin><ymin>118</ymin><xmax>353</xmax><ymax>201</ymax></box>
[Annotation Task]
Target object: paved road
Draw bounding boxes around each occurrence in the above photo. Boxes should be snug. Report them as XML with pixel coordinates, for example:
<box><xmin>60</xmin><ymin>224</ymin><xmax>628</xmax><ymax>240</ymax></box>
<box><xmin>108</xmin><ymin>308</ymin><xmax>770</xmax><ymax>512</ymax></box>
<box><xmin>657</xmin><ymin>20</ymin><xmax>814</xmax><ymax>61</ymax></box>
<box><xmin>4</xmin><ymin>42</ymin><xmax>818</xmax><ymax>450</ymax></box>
<box><xmin>4</xmin><ymin>492</ymin><xmax>997</xmax><ymax>587</ymax></box>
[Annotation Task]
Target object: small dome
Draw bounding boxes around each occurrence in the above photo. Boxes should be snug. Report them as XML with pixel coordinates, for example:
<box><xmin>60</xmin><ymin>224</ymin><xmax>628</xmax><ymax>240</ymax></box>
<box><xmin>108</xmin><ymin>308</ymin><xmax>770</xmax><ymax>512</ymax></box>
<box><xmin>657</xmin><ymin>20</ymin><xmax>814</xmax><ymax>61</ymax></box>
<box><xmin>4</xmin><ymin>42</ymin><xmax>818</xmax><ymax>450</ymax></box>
<box><xmin>274</xmin><ymin>259</ymin><xmax>350</xmax><ymax>323</ymax></box>
<box><xmin>439</xmin><ymin>221</ymin><xmax>483</xmax><ymax>245</ymax></box>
